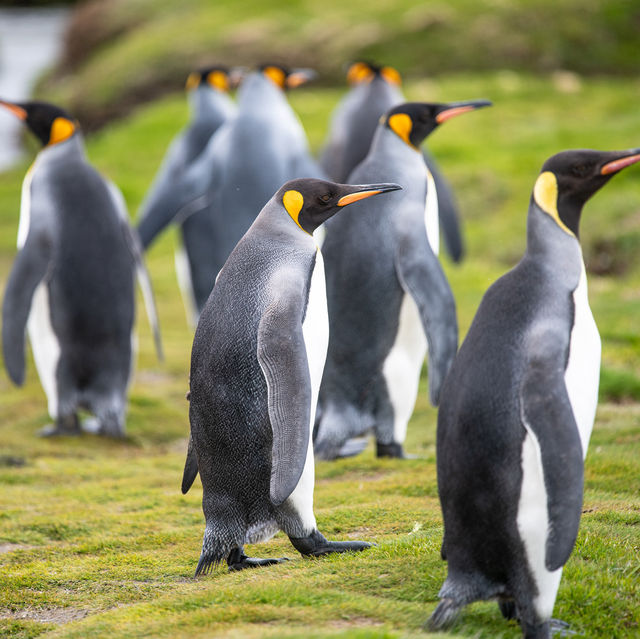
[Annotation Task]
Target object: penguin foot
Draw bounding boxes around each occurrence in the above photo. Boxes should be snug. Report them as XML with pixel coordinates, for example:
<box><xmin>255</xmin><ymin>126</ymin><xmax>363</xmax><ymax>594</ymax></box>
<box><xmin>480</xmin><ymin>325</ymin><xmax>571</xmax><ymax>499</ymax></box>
<box><xmin>226</xmin><ymin>548</ymin><xmax>290</xmax><ymax>572</ymax></box>
<box><xmin>289</xmin><ymin>529</ymin><xmax>373</xmax><ymax>557</ymax></box>
<box><xmin>498</xmin><ymin>598</ymin><xmax>518</xmax><ymax>620</ymax></box>
<box><xmin>38</xmin><ymin>415</ymin><xmax>81</xmax><ymax>437</ymax></box>
<box><xmin>335</xmin><ymin>437</ymin><xmax>369</xmax><ymax>459</ymax></box>
<box><xmin>549</xmin><ymin>618</ymin><xmax>576</xmax><ymax>636</ymax></box>
<box><xmin>376</xmin><ymin>442</ymin><xmax>417</xmax><ymax>459</ymax></box>
<box><xmin>425</xmin><ymin>597</ymin><xmax>461</xmax><ymax>631</ymax></box>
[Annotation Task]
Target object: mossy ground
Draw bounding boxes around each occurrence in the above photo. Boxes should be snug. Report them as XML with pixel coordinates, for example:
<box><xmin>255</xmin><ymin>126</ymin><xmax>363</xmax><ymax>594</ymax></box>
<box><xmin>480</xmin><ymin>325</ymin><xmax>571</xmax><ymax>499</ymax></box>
<box><xmin>1</xmin><ymin>73</ymin><xmax>639</xmax><ymax>638</ymax></box>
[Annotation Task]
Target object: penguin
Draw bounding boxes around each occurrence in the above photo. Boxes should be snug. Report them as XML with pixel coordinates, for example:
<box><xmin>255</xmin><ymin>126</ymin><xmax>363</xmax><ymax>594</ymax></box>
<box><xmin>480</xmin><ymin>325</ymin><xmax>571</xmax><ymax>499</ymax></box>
<box><xmin>137</xmin><ymin>66</ymin><xmax>238</xmax><ymax>324</ymax></box>
<box><xmin>1</xmin><ymin>99</ymin><xmax>162</xmax><ymax>437</ymax></box>
<box><xmin>314</xmin><ymin>100</ymin><xmax>491</xmax><ymax>460</ymax></box>
<box><xmin>428</xmin><ymin>148</ymin><xmax>640</xmax><ymax>638</ymax></box>
<box><xmin>137</xmin><ymin>64</ymin><xmax>323</xmax><ymax>323</ymax></box>
<box><xmin>182</xmin><ymin>177</ymin><xmax>400</xmax><ymax>573</ymax></box>
<box><xmin>320</xmin><ymin>61</ymin><xmax>466</xmax><ymax>262</ymax></box>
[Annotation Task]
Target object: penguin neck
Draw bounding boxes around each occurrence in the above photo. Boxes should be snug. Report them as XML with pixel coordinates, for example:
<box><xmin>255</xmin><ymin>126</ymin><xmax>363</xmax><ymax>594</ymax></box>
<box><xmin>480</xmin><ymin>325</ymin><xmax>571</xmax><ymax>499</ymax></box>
<box><xmin>189</xmin><ymin>86</ymin><xmax>235</xmax><ymax>122</ymax></box>
<box><xmin>38</xmin><ymin>133</ymin><xmax>86</xmax><ymax>163</ymax></box>
<box><xmin>238</xmin><ymin>73</ymin><xmax>288</xmax><ymax>111</ymax></box>
<box><xmin>369</xmin><ymin>124</ymin><xmax>421</xmax><ymax>162</ymax></box>
<box><xmin>369</xmin><ymin>74</ymin><xmax>404</xmax><ymax>104</ymax></box>
<box><xmin>525</xmin><ymin>198</ymin><xmax>583</xmax><ymax>285</ymax></box>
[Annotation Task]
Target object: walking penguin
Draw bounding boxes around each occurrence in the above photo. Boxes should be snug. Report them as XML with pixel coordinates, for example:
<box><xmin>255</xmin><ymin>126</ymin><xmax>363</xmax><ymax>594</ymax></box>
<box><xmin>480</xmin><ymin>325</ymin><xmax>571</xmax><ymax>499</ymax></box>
<box><xmin>429</xmin><ymin>148</ymin><xmax>640</xmax><ymax>638</ymax></box>
<box><xmin>1</xmin><ymin>99</ymin><xmax>162</xmax><ymax>436</ymax></box>
<box><xmin>182</xmin><ymin>178</ymin><xmax>400</xmax><ymax>572</ymax></box>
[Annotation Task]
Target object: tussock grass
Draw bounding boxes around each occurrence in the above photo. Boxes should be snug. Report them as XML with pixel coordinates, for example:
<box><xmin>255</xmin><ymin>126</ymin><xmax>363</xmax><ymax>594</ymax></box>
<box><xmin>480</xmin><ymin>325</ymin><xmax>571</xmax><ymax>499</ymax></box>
<box><xmin>1</xmin><ymin>73</ymin><xmax>639</xmax><ymax>637</ymax></box>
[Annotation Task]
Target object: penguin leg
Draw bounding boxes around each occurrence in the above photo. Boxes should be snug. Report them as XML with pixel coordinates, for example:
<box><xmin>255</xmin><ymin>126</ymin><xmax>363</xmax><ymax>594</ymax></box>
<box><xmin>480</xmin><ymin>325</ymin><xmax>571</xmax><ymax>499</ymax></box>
<box><xmin>289</xmin><ymin>529</ymin><xmax>372</xmax><ymax>557</ymax></box>
<box><xmin>226</xmin><ymin>547</ymin><xmax>290</xmax><ymax>572</ymax></box>
<box><xmin>498</xmin><ymin>598</ymin><xmax>518</xmax><ymax>620</ymax></box>
<box><xmin>90</xmin><ymin>392</ymin><xmax>127</xmax><ymax>438</ymax></box>
<box><xmin>38</xmin><ymin>413</ymin><xmax>81</xmax><ymax>437</ymax></box>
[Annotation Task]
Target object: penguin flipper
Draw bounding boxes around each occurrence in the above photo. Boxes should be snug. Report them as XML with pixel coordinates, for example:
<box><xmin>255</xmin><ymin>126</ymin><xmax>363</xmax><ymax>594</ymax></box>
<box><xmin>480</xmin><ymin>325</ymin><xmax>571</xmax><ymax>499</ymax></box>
<box><xmin>422</xmin><ymin>148</ymin><xmax>464</xmax><ymax>263</ymax></box>
<box><xmin>394</xmin><ymin>231</ymin><xmax>458</xmax><ymax>406</ymax></box>
<box><xmin>2</xmin><ymin>233</ymin><xmax>52</xmax><ymax>386</ymax></box>
<box><xmin>181</xmin><ymin>434</ymin><xmax>199</xmax><ymax>494</ymax></box>
<box><xmin>257</xmin><ymin>286</ymin><xmax>312</xmax><ymax>507</ymax></box>
<box><xmin>520</xmin><ymin>337</ymin><xmax>584</xmax><ymax>571</ymax></box>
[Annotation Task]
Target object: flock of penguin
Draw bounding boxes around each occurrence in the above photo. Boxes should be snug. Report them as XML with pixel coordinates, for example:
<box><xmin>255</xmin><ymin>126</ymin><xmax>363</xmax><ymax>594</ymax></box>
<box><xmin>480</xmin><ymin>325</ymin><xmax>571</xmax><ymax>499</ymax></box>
<box><xmin>2</xmin><ymin>61</ymin><xmax>640</xmax><ymax>639</ymax></box>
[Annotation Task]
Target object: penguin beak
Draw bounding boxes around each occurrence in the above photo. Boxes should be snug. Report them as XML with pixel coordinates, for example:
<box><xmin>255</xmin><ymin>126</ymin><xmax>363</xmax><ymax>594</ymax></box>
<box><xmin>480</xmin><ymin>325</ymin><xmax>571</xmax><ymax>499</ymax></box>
<box><xmin>0</xmin><ymin>99</ymin><xmax>27</xmax><ymax>121</ymax></box>
<box><xmin>286</xmin><ymin>68</ymin><xmax>317</xmax><ymax>89</ymax></box>
<box><xmin>435</xmin><ymin>99</ymin><xmax>492</xmax><ymax>124</ymax></box>
<box><xmin>337</xmin><ymin>183</ymin><xmax>402</xmax><ymax>207</ymax></box>
<box><xmin>600</xmin><ymin>148</ymin><xmax>640</xmax><ymax>175</ymax></box>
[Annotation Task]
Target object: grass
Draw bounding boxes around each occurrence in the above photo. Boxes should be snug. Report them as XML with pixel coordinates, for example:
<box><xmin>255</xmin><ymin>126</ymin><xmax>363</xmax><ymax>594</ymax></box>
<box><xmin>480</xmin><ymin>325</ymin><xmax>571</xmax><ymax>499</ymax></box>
<box><xmin>1</xmin><ymin>72</ymin><xmax>640</xmax><ymax>638</ymax></box>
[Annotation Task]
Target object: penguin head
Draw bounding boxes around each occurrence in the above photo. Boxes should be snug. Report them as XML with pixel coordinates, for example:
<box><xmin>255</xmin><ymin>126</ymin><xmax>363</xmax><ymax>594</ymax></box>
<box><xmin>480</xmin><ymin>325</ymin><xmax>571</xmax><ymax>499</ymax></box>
<box><xmin>258</xmin><ymin>64</ymin><xmax>316</xmax><ymax>90</ymax></box>
<box><xmin>278</xmin><ymin>178</ymin><xmax>402</xmax><ymax>234</ymax></box>
<box><xmin>185</xmin><ymin>66</ymin><xmax>242</xmax><ymax>93</ymax></box>
<box><xmin>345</xmin><ymin>61</ymin><xmax>402</xmax><ymax>86</ymax></box>
<box><xmin>0</xmin><ymin>99</ymin><xmax>78</xmax><ymax>147</ymax></box>
<box><xmin>383</xmin><ymin>99</ymin><xmax>492</xmax><ymax>149</ymax></box>
<box><xmin>533</xmin><ymin>148</ymin><xmax>640</xmax><ymax>237</ymax></box>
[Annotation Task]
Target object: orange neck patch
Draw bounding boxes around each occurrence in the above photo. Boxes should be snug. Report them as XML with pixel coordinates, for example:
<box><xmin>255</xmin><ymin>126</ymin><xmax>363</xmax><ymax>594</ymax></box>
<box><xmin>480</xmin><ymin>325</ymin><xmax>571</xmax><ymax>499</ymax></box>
<box><xmin>263</xmin><ymin>66</ymin><xmax>286</xmax><ymax>89</ymax></box>
<box><xmin>49</xmin><ymin>117</ymin><xmax>75</xmax><ymax>146</ymax></box>
<box><xmin>207</xmin><ymin>71</ymin><xmax>229</xmax><ymax>91</ymax></box>
<box><xmin>388</xmin><ymin>113</ymin><xmax>415</xmax><ymax>149</ymax></box>
<box><xmin>283</xmin><ymin>190</ymin><xmax>307</xmax><ymax>233</ymax></box>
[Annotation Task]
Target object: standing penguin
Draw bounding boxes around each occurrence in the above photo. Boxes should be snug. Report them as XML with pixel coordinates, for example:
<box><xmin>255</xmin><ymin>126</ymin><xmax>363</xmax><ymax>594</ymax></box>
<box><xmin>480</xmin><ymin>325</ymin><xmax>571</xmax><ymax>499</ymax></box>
<box><xmin>137</xmin><ymin>66</ymin><xmax>237</xmax><ymax>324</ymax></box>
<box><xmin>137</xmin><ymin>64</ymin><xmax>322</xmax><ymax>321</ymax></box>
<box><xmin>429</xmin><ymin>148</ymin><xmax>640</xmax><ymax>638</ymax></box>
<box><xmin>320</xmin><ymin>61</ymin><xmax>466</xmax><ymax>262</ymax></box>
<box><xmin>182</xmin><ymin>178</ymin><xmax>400</xmax><ymax>573</ymax></box>
<box><xmin>314</xmin><ymin>100</ymin><xmax>491</xmax><ymax>460</ymax></box>
<box><xmin>1</xmin><ymin>99</ymin><xmax>162</xmax><ymax>436</ymax></box>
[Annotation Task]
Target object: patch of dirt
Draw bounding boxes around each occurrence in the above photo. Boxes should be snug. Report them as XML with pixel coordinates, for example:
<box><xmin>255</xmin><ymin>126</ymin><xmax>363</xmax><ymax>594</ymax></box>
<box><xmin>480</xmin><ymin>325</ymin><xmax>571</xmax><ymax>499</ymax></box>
<box><xmin>0</xmin><ymin>543</ymin><xmax>33</xmax><ymax>554</ymax></box>
<box><xmin>0</xmin><ymin>607</ymin><xmax>88</xmax><ymax>624</ymax></box>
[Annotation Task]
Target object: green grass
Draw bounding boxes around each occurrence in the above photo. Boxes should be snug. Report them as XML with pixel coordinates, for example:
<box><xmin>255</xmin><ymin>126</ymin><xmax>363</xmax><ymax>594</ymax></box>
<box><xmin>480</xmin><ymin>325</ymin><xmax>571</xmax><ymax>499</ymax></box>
<box><xmin>1</xmin><ymin>72</ymin><xmax>640</xmax><ymax>638</ymax></box>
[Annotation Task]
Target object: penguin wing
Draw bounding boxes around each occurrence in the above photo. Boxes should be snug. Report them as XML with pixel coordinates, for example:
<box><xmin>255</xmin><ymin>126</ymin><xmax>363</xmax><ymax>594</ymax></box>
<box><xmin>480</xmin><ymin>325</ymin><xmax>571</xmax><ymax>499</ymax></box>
<box><xmin>2</xmin><ymin>230</ymin><xmax>52</xmax><ymax>385</ymax></box>
<box><xmin>181</xmin><ymin>433</ymin><xmax>199</xmax><ymax>494</ymax></box>
<box><xmin>422</xmin><ymin>148</ymin><xmax>464</xmax><ymax>263</ymax></box>
<box><xmin>394</xmin><ymin>227</ymin><xmax>458</xmax><ymax>405</ymax></box>
<box><xmin>107</xmin><ymin>181</ymin><xmax>164</xmax><ymax>361</ymax></box>
<box><xmin>257</xmin><ymin>283</ymin><xmax>312</xmax><ymax>506</ymax></box>
<box><xmin>520</xmin><ymin>334</ymin><xmax>584</xmax><ymax>571</ymax></box>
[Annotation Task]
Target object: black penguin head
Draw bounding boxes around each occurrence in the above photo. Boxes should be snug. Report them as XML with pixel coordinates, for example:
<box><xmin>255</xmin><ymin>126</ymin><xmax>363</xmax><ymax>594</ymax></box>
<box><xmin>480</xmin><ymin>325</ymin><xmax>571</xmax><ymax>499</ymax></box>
<box><xmin>258</xmin><ymin>64</ymin><xmax>316</xmax><ymax>90</ymax></box>
<box><xmin>0</xmin><ymin>99</ymin><xmax>77</xmax><ymax>147</ymax></box>
<box><xmin>185</xmin><ymin>66</ymin><xmax>240</xmax><ymax>92</ymax></box>
<box><xmin>533</xmin><ymin>149</ymin><xmax>640</xmax><ymax>237</ymax></box>
<box><xmin>278</xmin><ymin>178</ymin><xmax>402</xmax><ymax>234</ymax></box>
<box><xmin>383</xmin><ymin>99</ymin><xmax>492</xmax><ymax>149</ymax></box>
<box><xmin>345</xmin><ymin>61</ymin><xmax>402</xmax><ymax>86</ymax></box>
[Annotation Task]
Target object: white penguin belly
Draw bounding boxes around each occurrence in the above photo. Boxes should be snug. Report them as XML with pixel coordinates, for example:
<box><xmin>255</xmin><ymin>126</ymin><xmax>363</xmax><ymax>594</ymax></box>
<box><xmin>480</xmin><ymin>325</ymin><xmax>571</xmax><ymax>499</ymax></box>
<box><xmin>381</xmin><ymin>293</ymin><xmax>428</xmax><ymax>444</ymax></box>
<box><xmin>564</xmin><ymin>263</ymin><xmax>600</xmax><ymax>458</ymax></box>
<box><xmin>516</xmin><ymin>427</ymin><xmax>563</xmax><ymax>620</ymax></box>
<box><xmin>284</xmin><ymin>249</ymin><xmax>328</xmax><ymax>532</ymax></box>
<box><xmin>174</xmin><ymin>241</ymin><xmax>198</xmax><ymax>328</ymax></box>
<box><xmin>27</xmin><ymin>283</ymin><xmax>60</xmax><ymax>419</ymax></box>
<box><xmin>425</xmin><ymin>167</ymin><xmax>440</xmax><ymax>256</ymax></box>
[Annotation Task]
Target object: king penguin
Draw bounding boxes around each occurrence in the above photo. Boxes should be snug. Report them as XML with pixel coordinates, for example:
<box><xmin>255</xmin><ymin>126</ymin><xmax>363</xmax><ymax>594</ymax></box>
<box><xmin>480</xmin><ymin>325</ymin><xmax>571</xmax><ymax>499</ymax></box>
<box><xmin>137</xmin><ymin>66</ymin><xmax>237</xmax><ymax>325</ymax></box>
<box><xmin>1</xmin><ymin>99</ymin><xmax>162</xmax><ymax>436</ymax></box>
<box><xmin>314</xmin><ymin>100</ymin><xmax>491</xmax><ymax>460</ymax></box>
<box><xmin>182</xmin><ymin>177</ymin><xmax>400</xmax><ymax>573</ymax></box>
<box><xmin>320</xmin><ymin>61</ymin><xmax>466</xmax><ymax>262</ymax></box>
<box><xmin>137</xmin><ymin>64</ymin><xmax>323</xmax><ymax>323</ymax></box>
<box><xmin>429</xmin><ymin>148</ymin><xmax>640</xmax><ymax>638</ymax></box>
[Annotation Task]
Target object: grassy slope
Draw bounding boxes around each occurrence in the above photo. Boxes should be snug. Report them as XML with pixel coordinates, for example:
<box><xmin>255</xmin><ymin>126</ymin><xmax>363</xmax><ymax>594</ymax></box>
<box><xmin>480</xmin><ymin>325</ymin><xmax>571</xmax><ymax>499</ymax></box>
<box><xmin>1</xmin><ymin>73</ymin><xmax>639</xmax><ymax>638</ymax></box>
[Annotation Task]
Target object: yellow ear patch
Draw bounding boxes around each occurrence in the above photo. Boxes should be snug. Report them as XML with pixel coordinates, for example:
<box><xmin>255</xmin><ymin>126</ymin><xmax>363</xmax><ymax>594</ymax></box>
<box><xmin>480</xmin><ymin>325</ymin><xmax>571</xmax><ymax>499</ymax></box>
<box><xmin>381</xmin><ymin>66</ymin><xmax>401</xmax><ymax>86</ymax></box>
<box><xmin>283</xmin><ymin>190</ymin><xmax>306</xmax><ymax>231</ymax></box>
<box><xmin>263</xmin><ymin>66</ymin><xmax>286</xmax><ymax>89</ymax></box>
<box><xmin>49</xmin><ymin>117</ymin><xmax>75</xmax><ymax>146</ymax></box>
<box><xmin>207</xmin><ymin>70</ymin><xmax>229</xmax><ymax>91</ymax></box>
<box><xmin>185</xmin><ymin>72</ymin><xmax>201</xmax><ymax>91</ymax></box>
<box><xmin>533</xmin><ymin>171</ymin><xmax>573</xmax><ymax>236</ymax></box>
<box><xmin>347</xmin><ymin>62</ymin><xmax>373</xmax><ymax>85</ymax></box>
<box><xmin>388</xmin><ymin>113</ymin><xmax>415</xmax><ymax>148</ymax></box>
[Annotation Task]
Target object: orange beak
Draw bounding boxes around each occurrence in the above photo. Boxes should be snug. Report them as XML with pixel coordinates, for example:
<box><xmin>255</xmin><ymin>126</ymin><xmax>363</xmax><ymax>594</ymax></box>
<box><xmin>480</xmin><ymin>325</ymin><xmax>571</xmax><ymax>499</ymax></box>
<box><xmin>0</xmin><ymin>100</ymin><xmax>27</xmax><ymax>121</ymax></box>
<box><xmin>601</xmin><ymin>153</ymin><xmax>640</xmax><ymax>175</ymax></box>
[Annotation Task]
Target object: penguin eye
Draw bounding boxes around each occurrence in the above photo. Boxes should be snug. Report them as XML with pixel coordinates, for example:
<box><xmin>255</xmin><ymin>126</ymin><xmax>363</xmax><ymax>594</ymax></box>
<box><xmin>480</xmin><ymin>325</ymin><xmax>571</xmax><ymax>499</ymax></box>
<box><xmin>319</xmin><ymin>194</ymin><xmax>331</xmax><ymax>204</ymax></box>
<box><xmin>572</xmin><ymin>163</ymin><xmax>591</xmax><ymax>177</ymax></box>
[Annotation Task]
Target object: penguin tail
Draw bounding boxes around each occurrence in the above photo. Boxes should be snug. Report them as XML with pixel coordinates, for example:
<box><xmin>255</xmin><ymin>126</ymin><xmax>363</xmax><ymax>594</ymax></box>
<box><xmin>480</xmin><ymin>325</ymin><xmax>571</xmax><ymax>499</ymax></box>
<box><xmin>194</xmin><ymin>525</ymin><xmax>231</xmax><ymax>577</ymax></box>
<box><xmin>426</xmin><ymin>597</ymin><xmax>461</xmax><ymax>631</ymax></box>
<box><xmin>194</xmin><ymin>552</ymin><xmax>222</xmax><ymax>577</ymax></box>
<box><xmin>181</xmin><ymin>435</ymin><xmax>199</xmax><ymax>495</ymax></box>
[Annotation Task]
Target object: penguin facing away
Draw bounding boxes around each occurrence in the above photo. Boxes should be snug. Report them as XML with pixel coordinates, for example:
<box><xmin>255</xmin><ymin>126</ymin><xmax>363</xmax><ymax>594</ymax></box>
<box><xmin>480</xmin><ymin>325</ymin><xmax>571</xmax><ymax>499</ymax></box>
<box><xmin>314</xmin><ymin>100</ymin><xmax>491</xmax><ymax>461</ymax></box>
<box><xmin>1</xmin><ymin>99</ymin><xmax>162</xmax><ymax>437</ymax></box>
<box><xmin>182</xmin><ymin>177</ymin><xmax>400</xmax><ymax>573</ymax></box>
<box><xmin>136</xmin><ymin>66</ymin><xmax>238</xmax><ymax>325</ymax></box>
<box><xmin>136</xmin><ymin>64</ymin><xmax>323</xmax><ymax>323</ymax></box>
<box><xmin>429</xmin><ymin>148</ymin><xmax>640</xmax><ymax>638</ymax></box>
<box><xmin>320</xmin><ymin>61</ymin><xmax>466</xmax><ymax>262</ymax></box>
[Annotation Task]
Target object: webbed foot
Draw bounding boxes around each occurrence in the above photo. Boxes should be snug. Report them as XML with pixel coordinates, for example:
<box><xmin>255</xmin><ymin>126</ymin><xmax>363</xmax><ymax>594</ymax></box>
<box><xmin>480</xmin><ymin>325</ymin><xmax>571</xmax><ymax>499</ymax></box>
<box><xmin>38</xmin><ymin>414</ymin><xmax>81</xmax><ymax>437</ymax></box>
<box><xmin>289</xmin><ymin>529</ymin><xmax>372</xmax><ymax>557</ymax></box>
<box><xmin>226</xmin><ymin>547</ymin><xmax>290</xmax><ymax>572</ymax></box>
<box><xmin>376</xmin><ymin>442</ymin><xmax>417</xmax><ymax>459</ymax></box>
